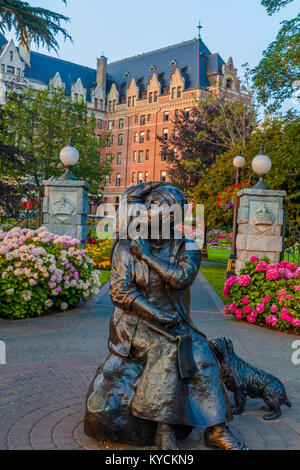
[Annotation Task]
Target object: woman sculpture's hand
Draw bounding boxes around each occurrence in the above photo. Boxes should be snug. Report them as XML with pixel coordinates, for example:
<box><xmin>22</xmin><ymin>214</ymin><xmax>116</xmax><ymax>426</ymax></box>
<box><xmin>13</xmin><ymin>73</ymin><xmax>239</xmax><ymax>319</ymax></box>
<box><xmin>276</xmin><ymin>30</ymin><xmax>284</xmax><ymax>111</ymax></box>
<box><xmin>130</xmin><ymin>237</ymin><xmax>151</xmax><ymax>259</ymax></box>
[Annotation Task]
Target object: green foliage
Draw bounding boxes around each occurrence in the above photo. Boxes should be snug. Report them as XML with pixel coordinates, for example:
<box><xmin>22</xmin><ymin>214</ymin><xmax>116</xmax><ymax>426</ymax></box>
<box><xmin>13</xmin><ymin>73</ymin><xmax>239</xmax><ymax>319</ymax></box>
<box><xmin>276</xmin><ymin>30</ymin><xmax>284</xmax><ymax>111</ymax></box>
<box><xmin>194</xmin><ymin>112</ymin><xmax>300</xmax><ymax>228</ymax></box>
<box><xmin>261</xmin><ymin>0</ymin><xmax>294</xmax><ymax>15</ymax></box>
<box><xmin>252</xmin><ymin>14</ymin><xmax>300</xmax><ymax>111</ymax></box>
<box><xmin>0</xmin><ymin>0</ymin><xmax>71</xmax><ymax>52</ymax></box>
<box><xmin>1</xmin><ymin>87</ymin><xmax>111</xmax><ymax>196</ymax></box>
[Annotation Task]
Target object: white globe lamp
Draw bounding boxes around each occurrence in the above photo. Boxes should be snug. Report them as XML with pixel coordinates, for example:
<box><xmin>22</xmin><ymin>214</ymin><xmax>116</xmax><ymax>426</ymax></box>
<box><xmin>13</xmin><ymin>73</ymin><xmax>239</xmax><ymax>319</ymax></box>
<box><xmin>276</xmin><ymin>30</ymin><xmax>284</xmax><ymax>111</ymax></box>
<box><xmin>252</xmin><ymin>145</ymin><xmax>272</xmax><ymax>189</ymax></box>
<box><xmin>59</xmin><ymin>138</ymin><xmax>80</xmax><ymax>180</ymax></box>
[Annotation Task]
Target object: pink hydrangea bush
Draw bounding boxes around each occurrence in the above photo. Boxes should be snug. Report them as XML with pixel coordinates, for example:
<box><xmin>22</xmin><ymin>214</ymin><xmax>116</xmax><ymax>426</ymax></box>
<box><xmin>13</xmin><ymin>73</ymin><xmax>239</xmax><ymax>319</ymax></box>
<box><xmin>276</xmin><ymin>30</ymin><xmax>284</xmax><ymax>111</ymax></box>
<box><xmin>0</xmin><ymin>227</ymin><xmax>101</xmax><ymax>319</ymax></box>
<box><xmin>223</xmin><ymin>257</ymin><xmax>300</xmax><ymax>333</ymax></box>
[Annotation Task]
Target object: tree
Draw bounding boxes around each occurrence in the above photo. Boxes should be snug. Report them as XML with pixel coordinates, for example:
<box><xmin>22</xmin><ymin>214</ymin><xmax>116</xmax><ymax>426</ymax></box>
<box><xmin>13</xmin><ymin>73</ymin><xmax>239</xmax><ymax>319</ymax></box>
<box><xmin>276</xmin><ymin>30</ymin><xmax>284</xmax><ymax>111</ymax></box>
<box><xmin>261</xmin><ymin>0</ymin><xmax>293</xmax><ymax>14</ymax></box>
<box><xmin>158</xmin><ymin>94</ymin><xmax>255</xmax><ymax>193</ymax></box>
<box><xmin>252</xmin><ymin>1</ymin><xmax>300</xmax><ymax>111</ymax></box>
<box><xmin>0</xmin><ymin>104</ymin><xmax>35</xmax><ymax>221</ymax></box>
<box><xmin>193</xmin><ymin>112</ymin><xmax>300</xmax><ymax>228</ymax></box>
<box><xmin>0</xmin><ymin>0</ymin><xmax>71</xmax><ymax>52</ymax></box>
<box><xmin>1</xmin><ymin>87</ymin><xmax>111</xmax><ymax>199</ymax></box>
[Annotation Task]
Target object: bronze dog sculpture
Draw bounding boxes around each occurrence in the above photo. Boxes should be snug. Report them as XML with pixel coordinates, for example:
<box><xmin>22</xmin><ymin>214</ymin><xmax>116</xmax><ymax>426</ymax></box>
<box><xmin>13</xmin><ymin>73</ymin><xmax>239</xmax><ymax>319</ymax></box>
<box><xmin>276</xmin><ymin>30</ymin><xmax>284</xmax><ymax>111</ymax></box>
<box><xmin>210</xmin><ymin>337</ymin><xmax>292</xmax><ymax>420</ymax></box>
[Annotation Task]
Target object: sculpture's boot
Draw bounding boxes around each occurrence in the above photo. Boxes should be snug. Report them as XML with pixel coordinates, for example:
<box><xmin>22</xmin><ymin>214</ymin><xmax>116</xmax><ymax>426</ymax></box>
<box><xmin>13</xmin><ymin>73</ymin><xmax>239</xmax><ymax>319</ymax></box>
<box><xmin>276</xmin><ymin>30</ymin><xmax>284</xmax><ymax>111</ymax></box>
<box><xmin>155</xmin><ymin>423</ymin><xmax>179</xmax><ymax>450</ymax></box>
<box><xmin>204</xmin><ymin>423</ymin><xmax>250</xmax><ymax>450</ymax></box>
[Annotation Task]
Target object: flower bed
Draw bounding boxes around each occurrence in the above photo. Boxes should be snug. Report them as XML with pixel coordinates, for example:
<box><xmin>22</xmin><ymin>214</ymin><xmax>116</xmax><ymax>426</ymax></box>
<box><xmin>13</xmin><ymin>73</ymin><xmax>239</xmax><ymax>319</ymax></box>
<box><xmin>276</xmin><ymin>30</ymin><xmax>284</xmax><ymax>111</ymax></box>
<box><xmin>85</xmin><ymin>238</ymin><xmax>112</xmax><ymax>270</ymax></box>
<box><xmin>207</xmin><ymin>229</ymin><xmax>232</xmax><ymax>247</ymax></box>
<box><xmin>0</xmin><ymin>227</ymin><xmax>101</xmax><ymax>319</ymax></box>
<box><xmin>223</xmin><ymin>257</ymin><xmax>300</xmax><ymax>333</ymax></box>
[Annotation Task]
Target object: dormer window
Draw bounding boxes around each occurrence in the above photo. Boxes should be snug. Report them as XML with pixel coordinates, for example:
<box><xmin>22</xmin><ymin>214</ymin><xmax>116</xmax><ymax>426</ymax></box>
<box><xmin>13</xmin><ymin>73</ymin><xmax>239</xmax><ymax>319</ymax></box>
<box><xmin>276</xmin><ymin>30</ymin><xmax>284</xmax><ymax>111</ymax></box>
<box><xmin>170</xmin><ymin>59</ymin><xmax>177</xmax><ymax>66</ymax></box>
<box><xmin>94</xmin><ymin>98</ymin><xmax>98</xmax><ymax>109</ymax></box>
<box><xmin>124</xmin><ymin>72</ymin><xmax>130</xmax><ymax>78</ymax></box>
<box><xmin>149</xmin><ymin>65</ymin><xmax>156</xmax><ymax>72</ymax></box>
<box><xmin>226</xmin><ymin>78</ymin><xmax>233</xmax><ymax>89</ymax></box>
<box><xmin>9</xmin><ymin>51</ymin><xmax>13</xmax><ymax>61</ymax></box>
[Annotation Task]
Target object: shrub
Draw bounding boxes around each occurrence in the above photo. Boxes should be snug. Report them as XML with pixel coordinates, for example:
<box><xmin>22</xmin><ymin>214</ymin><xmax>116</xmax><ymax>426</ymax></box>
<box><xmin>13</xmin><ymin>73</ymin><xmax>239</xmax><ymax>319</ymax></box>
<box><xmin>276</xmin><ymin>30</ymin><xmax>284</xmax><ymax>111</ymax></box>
<box><xmin>223</xmin><ymin>257</ymin><xmax>300</xmax><ymax>333</ymax></box>
<box><xmin>0</xmin><ymin>227</ymin><xmax>101</xmax><ymax>319</ymax></box>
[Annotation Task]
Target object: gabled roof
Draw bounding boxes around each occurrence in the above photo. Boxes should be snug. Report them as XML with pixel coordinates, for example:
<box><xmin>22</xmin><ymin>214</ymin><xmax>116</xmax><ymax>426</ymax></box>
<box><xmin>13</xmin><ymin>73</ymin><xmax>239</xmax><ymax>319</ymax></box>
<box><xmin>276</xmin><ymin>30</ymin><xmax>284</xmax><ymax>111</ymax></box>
<box><xmin>107</xmin><ymin>38</ymin><xmax>215</xmax><ymax>92</ymax></box>
<box><xmin>24</xmin><ymin>51</ymin><xmax>97</xmax><ymax>100</ymax></box>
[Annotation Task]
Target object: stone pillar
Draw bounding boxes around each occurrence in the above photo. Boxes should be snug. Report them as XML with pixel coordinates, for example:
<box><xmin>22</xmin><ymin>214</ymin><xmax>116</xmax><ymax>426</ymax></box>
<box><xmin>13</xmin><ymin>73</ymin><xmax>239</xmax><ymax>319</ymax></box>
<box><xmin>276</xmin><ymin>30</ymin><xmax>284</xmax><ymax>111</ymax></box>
<box><xmin>236</xmin><ymin>188</ymin><xmax>286</xmax><ymax>274</ymax></box>
<box><xmin>42</xmin><ymin>179</ymin><xmax>90</xmax><ymax>243</ymax></box>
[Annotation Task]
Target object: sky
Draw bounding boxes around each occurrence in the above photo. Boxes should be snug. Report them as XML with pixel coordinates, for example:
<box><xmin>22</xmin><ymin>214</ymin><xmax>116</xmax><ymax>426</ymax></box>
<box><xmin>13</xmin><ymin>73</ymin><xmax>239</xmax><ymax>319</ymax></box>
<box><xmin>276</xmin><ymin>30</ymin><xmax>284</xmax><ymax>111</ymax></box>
<box><xmin>3</xmin><ymin>0</ymin><xmax>299</xmax><ymax>108</ymax></box>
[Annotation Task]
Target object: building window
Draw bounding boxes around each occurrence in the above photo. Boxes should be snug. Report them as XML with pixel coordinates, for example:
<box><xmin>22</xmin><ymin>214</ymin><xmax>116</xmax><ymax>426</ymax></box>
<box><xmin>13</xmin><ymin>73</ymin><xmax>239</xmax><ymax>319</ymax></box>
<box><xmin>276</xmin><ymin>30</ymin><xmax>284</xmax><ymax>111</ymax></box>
<box><xmin>105</xmin><ymin>175</ymin><xmax>109</xmax><ymax>186</ymax></box>
<box><xmin>128</xmin><ymin>96</ymin><xmax>131</xmax><ymax>107</ymax></box>
<box><xmin>1</xmin><ymin>64</ymin><xmax>5</xmax><ymax>72</ymax></box>
<box><xmin>107</xmin><ymin>136</ymin><xmax>111</xmax><ymax>147</ymax></box>
<box><xmin>171</xmin><ymin>87</ymin><xmax>176</xmax><ymax>99</ymax></box>
<box><xmin>108</xmin><ymin>120</ymin><xmax>113</xmax><ymax>130</ymax></box>
<box><xmin>119</xmin><ymin>118</ymin><xmax>124</xmax><ymax>129</ymax></box>
<box><xmin>97</xmin><ymin>119</ymin><xmax>102</xmax><ymax>130</ymax></box>
<box><xmin>147</xmin><ymin>113</ymin><xmax>151</xmax><ymax>121</ymax></box>
<box><xmin>118</xmin><ymin>134</ymin><xmax>123</xmax><ymax>146</ymax></box>
<box><xmin>163</xmin><ymin>111</ymin><xmax>169</xmax><ymax>122</ymax></box>
<box><xmin>113</xmin><ymin>100</ymin><xmax>116</xmax><ymax>110</ymax></box>
<box><xmin>138</xmin><ymin>172</ymin><xmax>143</xmax><ymax>184</ymax></box>
<box><xmin>184</xmin><ymin>108</ymin><xmax>190</xmax><ymax>118</ymax></box>
<box><xmin>145</xmin><ymin>171</ymin><xmax>149</xmax><ymax>182</ymax></box>
<box><xmin>108</xmin><ymin>100</ymin><xmax>112</xmax><ymax>111</ymax></box>
<box><xmin>116</xmin><ymin>173</ymin><xmax>121</xmax><ymax>186</ymax></box>
<box><xmin>174</xmin><ymin>148</ymin><xmax>177</xmax><ymax>158</ymax></box>
<box><xmin>117</xmin><ymin>152</ymin><xmax>122</xmax><ymax>165</ymax></box>
<box><xmin>174</xmin><ymin>109</ymin><xmax>179</xmax><ymax>118</ymax></box>
<box><xmin>154</xmin><ymin>91</ymin><xmax>158</xmax><ymax>102</ymax></box>
<box><xmin>177</xmin><ymin>86</ymin><xmax>182</xmax><ymax>98</ymax></box>
<box><xmin>226</xmin><ymin>78</ymin><xmax>233</xmax><ymax>89</ymax></box>
<box><xmin>97</xmin><ymin>136</ymin><xmax>101</xmax><ymax>145</ymax></box>
<box><xmin>135</xmin><ymin>115</ymin><xmax>138</xmax><ymax>123</ymax></box>
<box><xmin>161</xmin><ymin>170</ymin><xmax>166</xmax><ymax>182</ymax></box>
<box><xmin>132</xmin><ymin>96</ymin><xmax>136</xmax><ymax>107</ymax></box>
<box><xmin>133</xmin><ymin>151</ymin><xmax>137</xmax><ymax>161</ymax></box>
<box><xmin>132</xmin><ymin>172</ymin><xmax>136</xmax><ymax>183</ymax></box>
<box><xmin>163</xmin><ymin>129</ymin><xmax>168</xmax><ymax>140</ymax></box>
<box><xmin>161</xmin><ymin>150</ymin><xmax>167</xmax><ymax>161</ymax></box>
<box><xmin>17</xmin><ymin>67</ymin><xmax>20</xmax><ymax>75</ymax></box>
<box><xmin>139</xmin><ymin>131</ymin><xmax>145</xmax><ymax>143</ymax></box>
<box><xmin>174</xmin><ymin>127</ymin><xmax>178</xmax><ymax>137</ymax></box>
<box><xmin>146</xmin><ymin>150</ymin><xmax>149</xmax><ymax>160</ymax></box>
<box><xmin>94</xmin><ymin>98</ymin><xmax>98</xmax><ymax>109</ymax></box>
<box><xmin>138</xmin><ymin>151</ymin><xmax>143</xmax><ymax>163</ymax></box>
<box><xmin>149</xmin><ymin>92</ymin><xmax>153</xmax><ymax>103</ymax></box>
<box><xmin>146</xmin><ymin>130</ymin><xmax>150</xmax><ymax>141</ymax></box>
<box><xmin>100</xmin><ymin>99</ymin><xmax>104</xmax><ymax>110</ymax></box>
<box><xmin>106</xmin><ymin>154</ymin><xmax>110</xmax><ymax>165</ymax></box>
<box><xmin>9</xmin><ymin>51</ymin><xmax>13</xmax><ymax>61</ymax></box>
<box><xmin>140</xmin><ymin>115</ymin><xmax>145</xmax><ymax>125</ymax></box>
<box><xmin>7</xmin><ymin>65</ymin><xmax>15</xmax><ymax>74</ymax></box>
<box><xmin>134</xmin><ymin>132</ymin><xmax>138</xmax><ymax>143</ymax></box>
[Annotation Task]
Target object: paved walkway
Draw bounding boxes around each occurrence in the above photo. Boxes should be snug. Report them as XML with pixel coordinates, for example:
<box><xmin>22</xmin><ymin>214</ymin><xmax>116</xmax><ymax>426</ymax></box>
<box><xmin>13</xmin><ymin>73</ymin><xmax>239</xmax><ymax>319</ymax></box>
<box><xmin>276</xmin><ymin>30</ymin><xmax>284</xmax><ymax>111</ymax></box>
<box><xmin>0</xmin><ymin>275</ymin><xmax>299</xmax><ymax>450</ymax></box>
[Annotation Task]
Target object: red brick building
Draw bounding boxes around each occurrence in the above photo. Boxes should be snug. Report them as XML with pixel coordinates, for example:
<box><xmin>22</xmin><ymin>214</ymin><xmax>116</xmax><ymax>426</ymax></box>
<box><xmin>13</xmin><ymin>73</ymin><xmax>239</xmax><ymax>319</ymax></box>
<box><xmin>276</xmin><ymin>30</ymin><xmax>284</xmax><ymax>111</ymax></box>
<box><xmin>98</xmin><ymin>36</ymin><xmax>246</xmax><ymax>214</ymax></box>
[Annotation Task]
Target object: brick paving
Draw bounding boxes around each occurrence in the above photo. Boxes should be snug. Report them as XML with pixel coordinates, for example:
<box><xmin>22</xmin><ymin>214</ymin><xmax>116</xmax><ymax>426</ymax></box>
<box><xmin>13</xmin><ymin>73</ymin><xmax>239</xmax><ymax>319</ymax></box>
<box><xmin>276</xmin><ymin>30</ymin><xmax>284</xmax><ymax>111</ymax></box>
<box><xmin>0</xmin><ymin>361</ymin><xmax>299</xmax><ymax>450</ymax></box>
<box><xmin>0</xmin><ymin>278</ymin><xmax>299</xmax><ymax>450</ymax></box>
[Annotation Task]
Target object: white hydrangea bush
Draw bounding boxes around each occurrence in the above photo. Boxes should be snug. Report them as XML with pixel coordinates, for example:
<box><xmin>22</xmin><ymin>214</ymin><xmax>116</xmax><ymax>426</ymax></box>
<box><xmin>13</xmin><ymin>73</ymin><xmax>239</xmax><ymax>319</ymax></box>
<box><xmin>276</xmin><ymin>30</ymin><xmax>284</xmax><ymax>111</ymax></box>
<box><xmin>0</xmin><ymin>227</ymin><xmax>101</xmax><ymax>319</ymax></box>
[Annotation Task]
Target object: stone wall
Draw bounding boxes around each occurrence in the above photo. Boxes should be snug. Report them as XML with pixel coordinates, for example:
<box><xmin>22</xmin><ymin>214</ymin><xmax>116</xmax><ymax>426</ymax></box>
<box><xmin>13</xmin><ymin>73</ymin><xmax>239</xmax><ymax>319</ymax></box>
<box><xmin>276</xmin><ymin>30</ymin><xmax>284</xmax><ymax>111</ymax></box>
<box><xmin>236</xmin><ymin>188</ymin><xmax>286</xmax><ymax>273</ymax></box>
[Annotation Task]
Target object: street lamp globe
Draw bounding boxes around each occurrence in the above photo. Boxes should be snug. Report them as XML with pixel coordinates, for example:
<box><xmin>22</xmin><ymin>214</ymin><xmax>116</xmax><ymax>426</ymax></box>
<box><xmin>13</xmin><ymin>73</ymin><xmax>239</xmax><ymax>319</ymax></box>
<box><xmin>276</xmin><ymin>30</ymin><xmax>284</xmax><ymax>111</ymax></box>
<box><xmin>59</xmin><ymin>138</ymin><xmax>79</xmax><ymax>180</ymax></box>
<box><xmin>233</xmin><ymin>152</ymin><xmax>245</xmax><ymax>169</ymax></box>
<box><xmin>252</xmin><ymin>145</ymin><xmax>272</xmax><ymax>189</ymax></box>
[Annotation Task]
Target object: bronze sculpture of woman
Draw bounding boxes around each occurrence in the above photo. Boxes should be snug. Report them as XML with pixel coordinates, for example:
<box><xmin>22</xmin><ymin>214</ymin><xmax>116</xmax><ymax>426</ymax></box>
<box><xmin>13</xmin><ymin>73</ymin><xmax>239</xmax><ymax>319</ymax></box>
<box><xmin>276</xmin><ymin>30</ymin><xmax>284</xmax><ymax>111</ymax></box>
<box><xmin>84</xmin><ymin>182</ymin><xmax>249</xmax><ymax>450</ymax></box>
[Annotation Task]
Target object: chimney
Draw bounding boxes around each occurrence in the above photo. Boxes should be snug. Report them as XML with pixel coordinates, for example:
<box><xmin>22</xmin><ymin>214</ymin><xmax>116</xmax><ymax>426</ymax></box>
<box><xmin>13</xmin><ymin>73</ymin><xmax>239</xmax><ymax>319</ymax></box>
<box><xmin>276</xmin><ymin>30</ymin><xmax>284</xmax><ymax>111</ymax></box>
<box><xmin>96</xmin><ymin>55</ymin><xmax>107</xmax><ymax>89</ymax></box>
<box><xmin>19</xmin><ymin>33</ymin><xmax>31</xmax><ymax>66</ymax></box>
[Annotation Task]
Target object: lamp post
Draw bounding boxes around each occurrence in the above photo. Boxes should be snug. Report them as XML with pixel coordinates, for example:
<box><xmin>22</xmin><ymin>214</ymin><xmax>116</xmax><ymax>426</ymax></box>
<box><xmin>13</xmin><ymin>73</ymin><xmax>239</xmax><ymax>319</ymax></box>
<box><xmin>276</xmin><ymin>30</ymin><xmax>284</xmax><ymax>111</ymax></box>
<box><xmin>225</xmin><ymin>151</ymin><xmax>245</xmax><ymax>278</ymax></box>
<box><xmin>59</xmin><ymin>137</ymin><xmax>79</xmax><ymax>181</ymax></box>
<box><xmin>252</xmin><ymin>145</ymin><xmax>272</xmax><ymax>190</ymax></box>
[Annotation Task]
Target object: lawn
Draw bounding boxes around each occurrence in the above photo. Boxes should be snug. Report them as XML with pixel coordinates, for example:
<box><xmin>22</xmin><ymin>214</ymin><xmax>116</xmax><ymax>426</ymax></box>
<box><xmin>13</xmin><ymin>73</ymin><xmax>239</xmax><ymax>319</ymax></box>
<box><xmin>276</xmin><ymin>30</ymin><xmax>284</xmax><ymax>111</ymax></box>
<box><xmin>205</xmin><ymin>248</ymin><xmax>230</xmax><ymax>264</ymax></box>
<box><xmin>100</xmin><ymin>270</ymin><xmax>111</xmax><ymax>285</ymax></box>
<box><xmin>200</xmin><ymin>263</ymin><xmax>227</xmax><ymax>303</ymax></box>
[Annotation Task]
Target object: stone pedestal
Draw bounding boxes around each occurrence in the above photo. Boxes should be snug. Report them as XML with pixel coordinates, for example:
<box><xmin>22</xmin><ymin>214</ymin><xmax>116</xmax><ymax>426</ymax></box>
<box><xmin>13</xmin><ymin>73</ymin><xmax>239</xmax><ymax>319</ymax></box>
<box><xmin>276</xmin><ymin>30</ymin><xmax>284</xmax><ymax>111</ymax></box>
<box><xmin>236</xmin><ymin>188</ymin><xmax>286</xmax><ymax>274</ymax></box>
<box><xmin>42</xmin><ymin>179</ymin><xmax>90</xmax><ymax>242</ymax></box>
